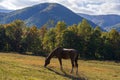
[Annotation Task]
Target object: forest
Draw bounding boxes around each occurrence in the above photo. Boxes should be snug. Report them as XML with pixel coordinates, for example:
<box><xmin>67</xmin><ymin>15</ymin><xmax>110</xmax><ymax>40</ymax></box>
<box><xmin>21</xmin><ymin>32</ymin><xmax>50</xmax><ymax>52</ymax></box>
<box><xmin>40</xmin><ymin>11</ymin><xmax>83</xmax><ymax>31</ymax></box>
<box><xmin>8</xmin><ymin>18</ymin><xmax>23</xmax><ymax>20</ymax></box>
<box><xmin>0</xmin><ymin>19</ymin><xmax>120</xmax><ymax>61</ymax></box>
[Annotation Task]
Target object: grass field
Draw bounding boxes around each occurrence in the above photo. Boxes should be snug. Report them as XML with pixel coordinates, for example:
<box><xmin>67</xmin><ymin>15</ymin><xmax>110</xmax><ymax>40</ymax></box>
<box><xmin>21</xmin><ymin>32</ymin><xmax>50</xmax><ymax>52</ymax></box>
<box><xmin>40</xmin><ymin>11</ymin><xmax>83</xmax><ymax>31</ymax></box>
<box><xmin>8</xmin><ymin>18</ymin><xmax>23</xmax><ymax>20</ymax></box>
<box><xmin>0</xmin><ymin>52</ymin><xmax>120</xmax><ymax>80</ymax></box>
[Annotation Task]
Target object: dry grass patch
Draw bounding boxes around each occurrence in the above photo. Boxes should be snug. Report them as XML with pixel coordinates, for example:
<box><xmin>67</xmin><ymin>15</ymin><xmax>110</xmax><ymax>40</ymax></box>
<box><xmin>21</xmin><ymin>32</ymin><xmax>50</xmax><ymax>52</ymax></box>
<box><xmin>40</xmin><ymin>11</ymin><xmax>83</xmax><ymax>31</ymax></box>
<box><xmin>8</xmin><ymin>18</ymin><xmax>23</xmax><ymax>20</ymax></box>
<box><xmin>0</xmin><ymin>52</ymin><xmax>120</xmax><ymax>80</ymax></box>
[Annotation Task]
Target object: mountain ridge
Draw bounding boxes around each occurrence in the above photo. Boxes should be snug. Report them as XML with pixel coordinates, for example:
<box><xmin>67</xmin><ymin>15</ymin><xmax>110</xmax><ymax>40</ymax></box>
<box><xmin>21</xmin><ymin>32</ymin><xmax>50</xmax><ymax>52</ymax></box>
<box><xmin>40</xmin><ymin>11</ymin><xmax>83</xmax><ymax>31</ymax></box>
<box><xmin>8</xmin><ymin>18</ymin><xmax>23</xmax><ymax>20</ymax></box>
<box><xmin>0</xmin><ymin>3</ymin><xmax>96</xmax><ymax>28</ymax></box>
<box><xmin>78</xmin><ymin>13</ymin><xmax>120</xmax><ymax>31</ymax></box>
<box><xmin>0</xmin><ymin>9</ymin><xmax>13</xmax><ymax>13</ymax></box>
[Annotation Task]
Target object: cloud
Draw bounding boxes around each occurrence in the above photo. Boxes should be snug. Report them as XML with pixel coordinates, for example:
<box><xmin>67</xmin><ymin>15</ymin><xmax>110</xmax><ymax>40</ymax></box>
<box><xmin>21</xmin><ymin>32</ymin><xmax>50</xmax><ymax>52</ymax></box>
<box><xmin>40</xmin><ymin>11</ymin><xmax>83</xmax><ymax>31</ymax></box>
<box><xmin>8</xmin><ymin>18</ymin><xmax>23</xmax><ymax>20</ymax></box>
<box><xmin>0</xmin><ymin>0</ymin><xmax>120</xmax><ymax>15</ymax></box>
<box><xmin>0</xmin><ymin>0</ymin><xmax>39</xmax><ymax>10</ymax></box>
<box><xmin>0</xmin><ymin>0</ymin><xmax>4</xmax><ymax>2</ymax></box>
<box><xmin>96</xmin><ymin>2</ymin><xmax>120</xmax><ymax>15</ymax></box>
<box><xmin>0</xmin><ymin>5</ymin><xmax>6</xmax><ymax>9</ymax></box>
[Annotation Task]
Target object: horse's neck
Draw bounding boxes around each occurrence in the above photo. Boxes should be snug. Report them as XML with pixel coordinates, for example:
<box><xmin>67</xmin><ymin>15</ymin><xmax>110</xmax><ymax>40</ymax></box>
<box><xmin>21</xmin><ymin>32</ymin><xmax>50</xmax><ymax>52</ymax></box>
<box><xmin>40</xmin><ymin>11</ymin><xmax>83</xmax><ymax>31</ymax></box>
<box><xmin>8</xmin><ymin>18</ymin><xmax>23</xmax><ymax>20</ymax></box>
<box><xmin>47</xmin><ymin>52</ymin><xmax>55</xmax><ymax>60</ymax></box>
<box><xmin>47</xmin><ymin>47</ymin><xmax>62</xmax><ymax>60</ymax></box>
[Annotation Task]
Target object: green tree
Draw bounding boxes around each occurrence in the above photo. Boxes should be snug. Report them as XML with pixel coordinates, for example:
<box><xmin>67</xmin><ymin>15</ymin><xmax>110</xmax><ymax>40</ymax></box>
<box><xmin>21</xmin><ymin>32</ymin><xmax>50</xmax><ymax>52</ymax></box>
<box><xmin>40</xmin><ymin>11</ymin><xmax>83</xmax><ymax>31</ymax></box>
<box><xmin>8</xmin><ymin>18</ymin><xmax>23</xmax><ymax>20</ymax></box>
<box><xmin>108</xmin><ymin>29</ymin><xmax>120</xmax><ymax>60</ymax></box>
<box><xmin>0</xmin><ymin>25</ymin><xmax>6</xmax><ymax>51</ymax></box>
<box><xmin>77</xmin><ymin>19</ymin><xmax>93</xmax><ymax>38</ymax></box>
<box><xmin>61</xmin><ymin>30</ymin><xmax>76</xmax><ymax>48</ymax></box>
<box><xmin>55</xmin><ymin>21</ymin><xmax>67</xmax><ymax>34</ymax></box>
<box><xmin>68</xmin><ymin>24</ymin><xmax>78</xmax><ymax>34</ymax></box>
<box><xmin>5</xmin><ymin>20</ymin><xmax>25</xmax><ymax>52</ymax></box>
<box><xmin>42</xmin><ymin>28</ymin><xmax>56</xmax><ymax>52</ymax></box>
<box><xmin>77</xmin><ymin>19</ymin><xmax>93</xmax><ymax>59</ymax></box>
<box><xmin>22</xmin><ymin>26</ymin><xmax>42</xmax><ymax>55</ymax></box>
<box><xmin>87</xmin><ymin>27</ymin><xmax>102</xmax><ymax>59</ymax></box>
<box><xmin>60</xmin><ymin>30</ymin><xmax>82</xmax><ymax>51</ymax></box>
<box><xmin>39</xmin><ymin>26</ymin><xmax>47</xmax><ymax>39</ymax></box>
<box><xmin>100</xmin><ymin>31</ymin><xmax>115</xmax><ymax>60</ymax></box>
<box><xmin>68</xmin><ymin>24</ymin><xmax>84</xmax><ymax>57</ymax></box>
<box><xmin>55</xmin><ymin>21</ymin><xmax>67</xmax><ymax>46</ymax></box>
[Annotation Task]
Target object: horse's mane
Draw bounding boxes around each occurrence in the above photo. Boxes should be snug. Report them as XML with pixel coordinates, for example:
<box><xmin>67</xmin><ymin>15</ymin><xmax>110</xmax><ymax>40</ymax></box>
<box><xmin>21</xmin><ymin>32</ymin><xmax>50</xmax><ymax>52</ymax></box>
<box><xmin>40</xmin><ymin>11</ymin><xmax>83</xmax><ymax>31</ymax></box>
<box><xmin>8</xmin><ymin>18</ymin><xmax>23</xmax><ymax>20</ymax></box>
<box><xmin>47</xmin><ymin>47</ymin><xmax>63</xmax><ymax>58</ymax></box>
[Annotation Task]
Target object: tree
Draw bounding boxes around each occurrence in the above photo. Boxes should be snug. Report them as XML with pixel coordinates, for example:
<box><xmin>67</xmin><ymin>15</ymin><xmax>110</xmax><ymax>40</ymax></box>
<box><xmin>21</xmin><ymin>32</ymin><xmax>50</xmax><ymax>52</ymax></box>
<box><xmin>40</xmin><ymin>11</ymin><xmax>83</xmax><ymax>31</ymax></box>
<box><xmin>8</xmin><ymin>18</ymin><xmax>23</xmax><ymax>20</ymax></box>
<box><xmin>55</xmin><ymin>21</ymin><xmax>67</xmax><ymax>47</ymax></box>
<box><xmin>22</xmin><ymin>26</ymin><xmax>42</xmax><ymax>55</ymax></box>
<box><xmin>42</xmin><ymin>28</ymin><xmax>56</xmax><ymax>52</ymax></box>
<box><xmin>100</xmin><ymin>30</ymin><xmax>117</xmax><ymax>60</ymax></box>
<box><xmin>0</xmin><ymin>25</ymin><xmax>6</xmax><ymax>51</ymax></box>
<box><xmin>68</xmin><ymin>24</ymin><xmax>78</xmax><ymax>34</ymax></box>
<box><xmin>60</xmin><ymin>30</ymin><xmax>81</xmax><ymax>49</ymax></box>
<box><xmin>87</xmin><ymin>27</ymin><xmax>102</xmax><ymax>59</ymax></box>
<box><xmin>1</xmin><ymin>19</ymin><xmax>120</xmax><ymax>61</ymax></box>
<box><xmin>108</xmin><ymin>29</ymin><xmax>120</xmax><ymax>60</ymax></box>
<box><xmin>39</xmin><ymin>26</ymin><xmax>47</xmax><ymax>39</ymax></box>
<box><xmin>77</xmin><ymin>19</ymin><xmax>93</xmax><ymax>38</ymax></box>
<box><xmin>5</xmin><ymin>20</ymin><xmax>25</xmax><ymax>52</ymax></box>
<box><xmin>55</xmin><ymin>21</ymin><xmax>67</xmax><ymax>34</ymax></box>
<box><xmin>77</xmin><ymin>19</ymin><xmax>93</xmax><ymax>59</ymax></box>
<box><xmin>68</xmin><ymin>24</ymin><xmax>84</xmax><ymax>55</ymax></box>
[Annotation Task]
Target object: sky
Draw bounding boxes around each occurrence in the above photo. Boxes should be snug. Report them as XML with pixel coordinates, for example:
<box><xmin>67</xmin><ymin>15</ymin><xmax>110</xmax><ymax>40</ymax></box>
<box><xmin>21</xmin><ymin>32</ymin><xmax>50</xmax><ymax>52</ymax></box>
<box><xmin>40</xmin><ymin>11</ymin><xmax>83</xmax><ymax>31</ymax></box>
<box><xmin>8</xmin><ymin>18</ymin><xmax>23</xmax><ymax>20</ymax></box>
<box><xmin>0</xmin><ymin>0</ymin><xmax>120</xmax><ymax>15</ymax></box>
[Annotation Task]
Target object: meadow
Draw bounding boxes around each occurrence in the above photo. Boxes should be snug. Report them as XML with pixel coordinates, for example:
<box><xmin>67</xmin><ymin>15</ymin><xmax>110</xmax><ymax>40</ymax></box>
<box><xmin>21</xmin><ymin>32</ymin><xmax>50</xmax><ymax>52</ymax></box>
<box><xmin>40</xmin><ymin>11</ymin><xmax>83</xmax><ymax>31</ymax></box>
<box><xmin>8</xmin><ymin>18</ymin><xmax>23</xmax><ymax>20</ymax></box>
<box><xmin>0</xmin><ymin>52</ymin><xmax>120</xmax><ymax>80</ymax></box>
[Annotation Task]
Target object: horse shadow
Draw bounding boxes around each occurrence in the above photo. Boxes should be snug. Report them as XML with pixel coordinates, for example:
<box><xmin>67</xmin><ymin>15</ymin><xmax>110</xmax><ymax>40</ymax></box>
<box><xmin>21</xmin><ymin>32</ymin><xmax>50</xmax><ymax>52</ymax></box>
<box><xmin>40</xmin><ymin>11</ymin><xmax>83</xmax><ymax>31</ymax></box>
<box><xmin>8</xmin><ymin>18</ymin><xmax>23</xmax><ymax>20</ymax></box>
<box><xmin>46</xmin><ymin>67</ymin><xmax>87</xmax><ymax>80</ymax></box>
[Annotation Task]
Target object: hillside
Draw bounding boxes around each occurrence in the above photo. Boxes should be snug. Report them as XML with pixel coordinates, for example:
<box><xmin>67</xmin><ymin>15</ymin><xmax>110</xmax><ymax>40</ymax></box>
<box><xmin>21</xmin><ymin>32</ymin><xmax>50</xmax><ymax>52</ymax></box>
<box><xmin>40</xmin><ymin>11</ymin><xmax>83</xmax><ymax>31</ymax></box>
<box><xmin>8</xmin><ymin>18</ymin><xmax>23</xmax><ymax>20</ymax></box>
<box><xmin>78</xmin><ymin>13</ymin><xmax>120</xmax><ymax>31</ymax></box>
<box><xmin>105</xmin><ymin>23</ymin><xmax>120</xmax><ymax>31</ymax></box>
<box><xmin>0</xmin><ymin>3</ymin><xmax>96</xmax><ymax>28</ymax></box>
<box><xmin>0</xmin><ymin>13</ymin><xmax>7</xmax><ymax>21</ymax></box>
<box><xmin>0</xmin><ymin>9</ymin><xmax>13</xmax><ymax>13</ymax></box>
<box><xmin>1</xmin><ymin>53</ymin><xmax>120</xmax><ymax>80</ymax></box>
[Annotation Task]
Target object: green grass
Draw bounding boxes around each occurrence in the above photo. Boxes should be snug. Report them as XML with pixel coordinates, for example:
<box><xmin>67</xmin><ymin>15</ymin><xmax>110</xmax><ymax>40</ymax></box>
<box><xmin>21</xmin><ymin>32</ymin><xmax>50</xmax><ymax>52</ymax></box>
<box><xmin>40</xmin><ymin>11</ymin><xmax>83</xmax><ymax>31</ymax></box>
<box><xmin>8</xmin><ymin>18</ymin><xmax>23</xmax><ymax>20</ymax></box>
<box><xmin>0</xmin><ymin>53</ymin><xmax>120</xmax><ymax>80</ymax></box>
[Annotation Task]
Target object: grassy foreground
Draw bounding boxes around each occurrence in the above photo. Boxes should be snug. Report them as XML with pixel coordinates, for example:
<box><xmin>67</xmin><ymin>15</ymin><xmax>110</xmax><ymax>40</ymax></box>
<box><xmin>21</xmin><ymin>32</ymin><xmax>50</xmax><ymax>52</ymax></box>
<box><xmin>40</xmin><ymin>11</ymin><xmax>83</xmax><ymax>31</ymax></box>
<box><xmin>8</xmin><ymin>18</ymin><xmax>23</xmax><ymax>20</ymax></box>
<box><xmin>0</xmin><ymin>53</ymin><xmax>120</xmax><ymax>80</ymax></box>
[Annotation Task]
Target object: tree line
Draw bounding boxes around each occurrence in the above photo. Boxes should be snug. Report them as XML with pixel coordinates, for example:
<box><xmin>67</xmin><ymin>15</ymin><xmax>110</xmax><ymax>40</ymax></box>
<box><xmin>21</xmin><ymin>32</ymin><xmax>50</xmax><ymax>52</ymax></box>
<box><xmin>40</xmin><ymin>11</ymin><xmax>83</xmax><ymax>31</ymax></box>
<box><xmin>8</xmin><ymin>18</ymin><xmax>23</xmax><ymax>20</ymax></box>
<box><xmin>0</xmin><ymin>19</ymin><xmax>120</xmax><ymax>61</ymax></box>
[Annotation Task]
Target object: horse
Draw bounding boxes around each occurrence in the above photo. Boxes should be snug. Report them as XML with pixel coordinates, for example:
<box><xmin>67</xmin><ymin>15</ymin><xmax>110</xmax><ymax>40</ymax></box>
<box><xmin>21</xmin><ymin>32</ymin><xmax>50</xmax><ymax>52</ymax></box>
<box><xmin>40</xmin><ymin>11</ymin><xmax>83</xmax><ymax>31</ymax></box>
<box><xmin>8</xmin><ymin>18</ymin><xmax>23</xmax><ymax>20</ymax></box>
<box><xmin>44</xmin><ymin>47</ymin><xmax>79</xmax><ymax>74</ymax></box>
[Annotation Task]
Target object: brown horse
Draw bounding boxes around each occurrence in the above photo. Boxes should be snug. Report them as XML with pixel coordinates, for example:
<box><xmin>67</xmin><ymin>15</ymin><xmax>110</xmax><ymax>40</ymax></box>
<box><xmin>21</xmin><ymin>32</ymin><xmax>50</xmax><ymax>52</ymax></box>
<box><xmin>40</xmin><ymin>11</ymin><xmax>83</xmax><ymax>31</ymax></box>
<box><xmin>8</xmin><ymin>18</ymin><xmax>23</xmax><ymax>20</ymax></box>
<box><xmin>44</xmin><ymin>47</ymin><xmax>79</xmax><ymax>74</ymax></box>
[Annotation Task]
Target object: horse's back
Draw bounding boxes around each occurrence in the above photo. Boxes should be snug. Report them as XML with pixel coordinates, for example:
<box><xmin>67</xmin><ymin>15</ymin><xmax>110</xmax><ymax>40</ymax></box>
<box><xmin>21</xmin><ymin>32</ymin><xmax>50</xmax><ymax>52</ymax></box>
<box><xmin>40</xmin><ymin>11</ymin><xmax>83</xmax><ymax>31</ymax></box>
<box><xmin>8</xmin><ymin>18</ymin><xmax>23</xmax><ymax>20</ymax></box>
<box><xmin>62</xmin><ymin>48</ymin><xmax>78</xmax><ymax>59</ymax></box>
<box><xmin>63</xmin><ymin>48</ymin><xmax>77</xmax><ymax>52</ymax></box>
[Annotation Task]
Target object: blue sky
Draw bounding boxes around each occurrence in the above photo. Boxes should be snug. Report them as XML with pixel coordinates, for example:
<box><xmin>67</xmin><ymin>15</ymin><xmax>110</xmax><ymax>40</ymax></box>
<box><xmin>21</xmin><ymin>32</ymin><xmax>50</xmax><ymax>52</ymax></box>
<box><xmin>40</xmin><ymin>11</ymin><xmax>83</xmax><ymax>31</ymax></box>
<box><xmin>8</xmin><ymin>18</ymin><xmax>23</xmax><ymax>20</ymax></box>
<box><xmin>0</xmin><ymin>0</ymin><xmax>120</xmax><ymax>15</ymax></box>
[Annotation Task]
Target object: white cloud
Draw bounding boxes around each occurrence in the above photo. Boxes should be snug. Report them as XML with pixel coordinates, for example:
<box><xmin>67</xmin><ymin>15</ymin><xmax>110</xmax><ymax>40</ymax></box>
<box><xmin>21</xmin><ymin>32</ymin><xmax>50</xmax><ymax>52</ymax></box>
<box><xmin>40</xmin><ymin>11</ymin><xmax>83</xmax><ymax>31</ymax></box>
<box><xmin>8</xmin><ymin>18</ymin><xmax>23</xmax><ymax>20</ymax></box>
<box><xmin>0</xmin><ymin>0</ymin><xmax>38</xmax><ymax>10</ymax></box>
<box><xmin>0</xmin><ymin>0</ymin><xmax>120</xmax><ymax>15</ymax></box>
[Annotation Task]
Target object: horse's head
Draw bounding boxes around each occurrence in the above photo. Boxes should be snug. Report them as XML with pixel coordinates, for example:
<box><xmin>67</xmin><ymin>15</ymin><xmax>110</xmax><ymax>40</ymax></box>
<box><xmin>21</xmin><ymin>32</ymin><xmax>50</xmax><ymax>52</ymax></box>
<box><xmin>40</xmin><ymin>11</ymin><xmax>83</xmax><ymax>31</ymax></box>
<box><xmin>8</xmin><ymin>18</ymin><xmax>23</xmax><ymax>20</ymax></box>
<box><xmin>44</xmin><ymin>58</ymin><xmax>50</xmax><ymax>67</ymax></box>
<box><xmin>44</xmin><ymin>47</ymin><xmax>63</xmax><ymax>67</ymax></box>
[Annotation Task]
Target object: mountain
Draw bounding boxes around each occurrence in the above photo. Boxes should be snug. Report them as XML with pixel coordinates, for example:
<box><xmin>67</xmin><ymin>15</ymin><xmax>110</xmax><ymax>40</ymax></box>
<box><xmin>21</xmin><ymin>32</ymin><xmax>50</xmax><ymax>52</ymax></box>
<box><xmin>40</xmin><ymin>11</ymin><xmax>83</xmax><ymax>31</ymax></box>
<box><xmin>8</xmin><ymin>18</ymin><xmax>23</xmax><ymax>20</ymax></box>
<box><xmin>105</xmin><ymin>23</ymin><xmax>120</xmax><ymax>32</ymax></box>
<box><xmin>0</xmin><ymin>3</ymin><xmax>96</xmax><ymax>28</ymax></box>
<box><xmin>0</xmin><ymin>9</ymin><xmax>13</xmax><ymax>13</ymax></box>
<box><xmin>78</xmin><ymin>13</ymin><xmax>120</xmax><ymax>31</ymax></box>
<box><xmin>0</xmin><ymin>12</ymin><xmax>8</xmax><ymax>21</ymax></box>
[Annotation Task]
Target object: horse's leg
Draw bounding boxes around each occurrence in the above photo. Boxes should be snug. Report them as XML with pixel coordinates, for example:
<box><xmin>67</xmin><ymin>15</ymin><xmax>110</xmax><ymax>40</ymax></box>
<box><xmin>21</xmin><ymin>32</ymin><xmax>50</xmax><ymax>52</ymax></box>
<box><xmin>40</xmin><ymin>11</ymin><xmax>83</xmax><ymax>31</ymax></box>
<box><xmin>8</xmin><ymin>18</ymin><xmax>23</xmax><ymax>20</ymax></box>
<box><xmin>75</xmin><ymin>58</ymin><xmax>78</xmax><ymax>75</ymax></box>
<box><xmin>58</xmin><ymin>58</ymin><xmax>63</xmax><ymax>71</ymax></box>
<box><xmin>70</xmin><ymin>59</ymin><xmax>74</xmax><ymax>73</ymax></box>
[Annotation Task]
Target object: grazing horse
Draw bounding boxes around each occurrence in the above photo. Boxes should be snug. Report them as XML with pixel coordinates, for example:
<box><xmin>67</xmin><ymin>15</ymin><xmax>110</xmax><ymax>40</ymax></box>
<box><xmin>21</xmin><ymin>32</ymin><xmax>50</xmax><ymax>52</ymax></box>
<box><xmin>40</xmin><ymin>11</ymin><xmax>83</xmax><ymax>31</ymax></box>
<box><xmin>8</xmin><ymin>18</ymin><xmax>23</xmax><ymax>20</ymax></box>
<box><xmin>44</xmin><ymin>47</ymin><xmax>79</xmax><ymax>74</ymax></box>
